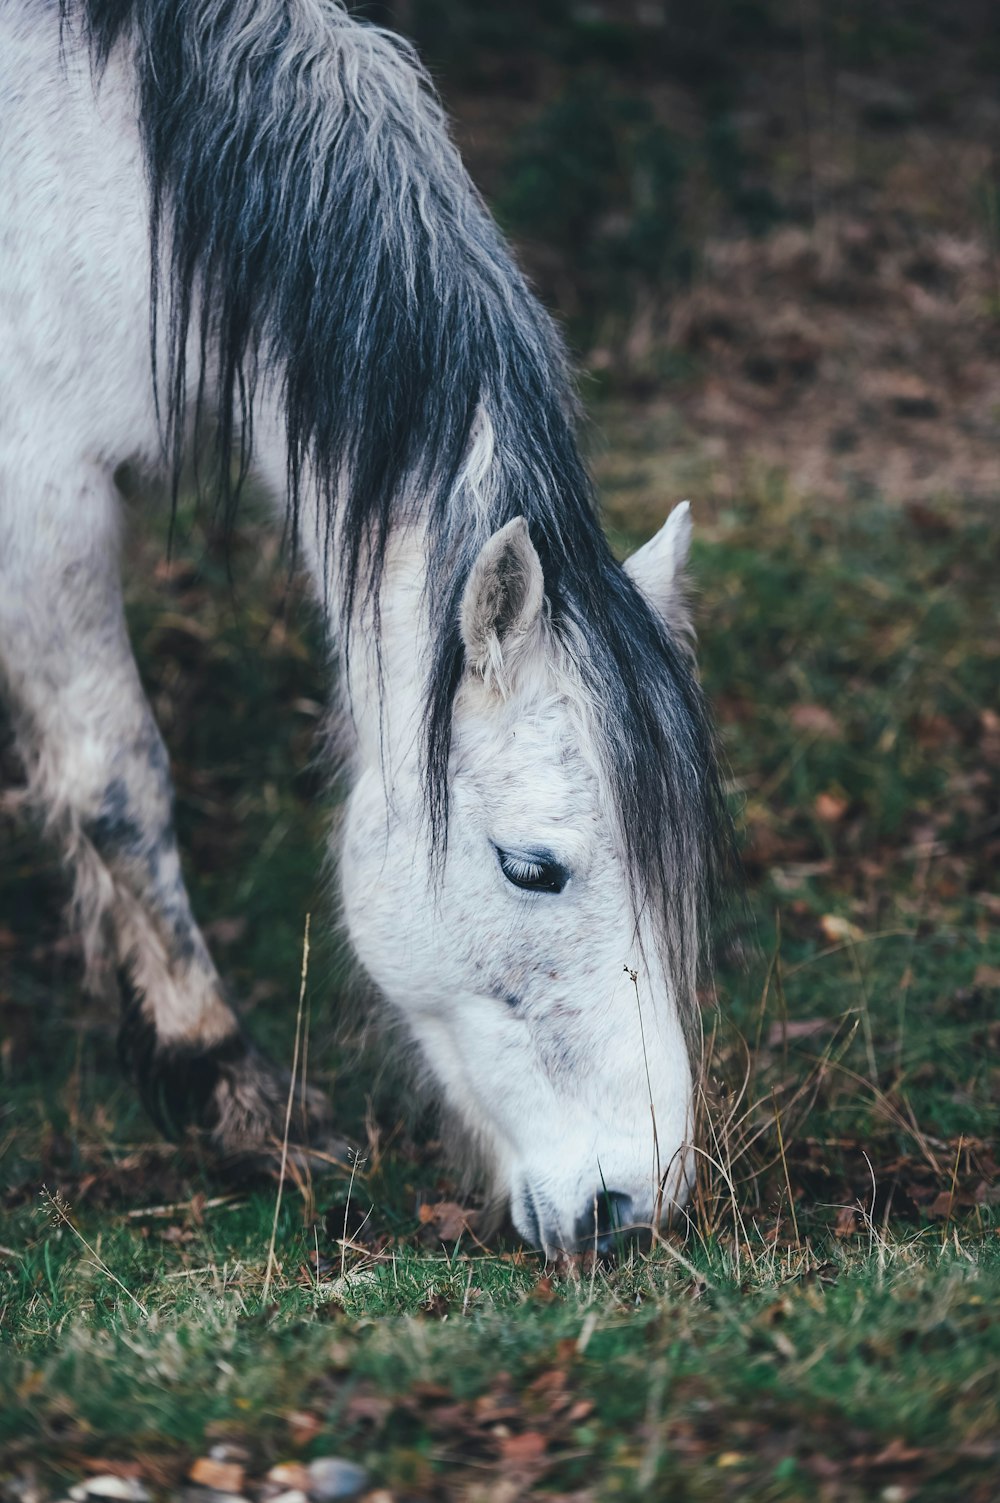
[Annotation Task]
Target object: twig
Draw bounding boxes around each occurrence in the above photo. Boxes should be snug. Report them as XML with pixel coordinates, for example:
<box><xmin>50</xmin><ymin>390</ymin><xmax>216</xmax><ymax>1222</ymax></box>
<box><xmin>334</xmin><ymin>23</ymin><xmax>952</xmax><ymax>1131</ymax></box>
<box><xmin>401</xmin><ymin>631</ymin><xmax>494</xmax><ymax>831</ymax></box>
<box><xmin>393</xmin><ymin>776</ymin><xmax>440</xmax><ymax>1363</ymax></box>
<box><xmin>627</xmin><ymin>966</ymin><xmax>661</xmax><ymax>1216</ymax></box>
<box><xmin>772</xmin><ymin>1088</ymin><xmax>800</xmax><ymax>1249</ymax></box>
<box><xmin>41</xmin><ymin>1187</ymin><xmax>149</xmax><ymax>1319</ymax></box>
<box><xmin>340</xmin><ymin>1147</ymin><xmax>366</xmax><ymax>1282</ymax></box>
<box><xmin>941</xmin><ymin>1136</ymin><xmax>964</xmax><ymax>1249</ymax></box>
<box><xmin>262</xmin><ymin>912</ymin><xmax>310</xmax><ymax>1305</ymax></box>
<box><xmin>122</xmin><ymin>1194</ymin><xmax>244</xmax><ymax>1220</ymax></box>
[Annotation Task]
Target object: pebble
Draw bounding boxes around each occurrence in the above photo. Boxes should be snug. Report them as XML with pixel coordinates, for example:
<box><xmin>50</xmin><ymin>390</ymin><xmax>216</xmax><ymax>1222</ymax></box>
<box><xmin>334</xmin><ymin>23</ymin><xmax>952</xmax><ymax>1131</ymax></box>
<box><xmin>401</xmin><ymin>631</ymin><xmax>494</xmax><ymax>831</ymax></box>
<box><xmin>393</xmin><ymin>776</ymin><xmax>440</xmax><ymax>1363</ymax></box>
<box><xmin>208</xmin><ymin>1447</ymin><xmax>252</xmax><ymax>1466</ymax></box>
<box><xmin>175</xmin><ymin>1491</ymin><xmax>252</xmax><ymax>1503</ymax></box>
<box><xmin>265</xmin><ymin>1468</ymin><xmax>310</xmax><ymax>1492</ymax></box>
<box><xmin>306</xmin><ymin>1460</ymin><xmax>369</xmax><ymax>1502</ymax></box>
<box><xmin>187</xmin><ymin>1460</ymin><xmax>246</xmax><ymax>1495</ymax></box>
<box><xmin>69</xmin><ymin>1481</ymin><xmax>151</xmax><ymax>1503</ymax></box>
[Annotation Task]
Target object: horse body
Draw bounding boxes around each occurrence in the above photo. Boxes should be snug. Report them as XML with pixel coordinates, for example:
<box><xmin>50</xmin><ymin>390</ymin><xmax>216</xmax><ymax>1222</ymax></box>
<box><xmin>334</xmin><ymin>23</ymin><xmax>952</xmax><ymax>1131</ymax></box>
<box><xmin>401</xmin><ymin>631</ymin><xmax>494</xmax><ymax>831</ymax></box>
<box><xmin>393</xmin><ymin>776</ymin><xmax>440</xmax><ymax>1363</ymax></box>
<box><xmin>0</xmin><ymin>0</ymin><xmax>730</xmax><ymax>1253</ymax></box>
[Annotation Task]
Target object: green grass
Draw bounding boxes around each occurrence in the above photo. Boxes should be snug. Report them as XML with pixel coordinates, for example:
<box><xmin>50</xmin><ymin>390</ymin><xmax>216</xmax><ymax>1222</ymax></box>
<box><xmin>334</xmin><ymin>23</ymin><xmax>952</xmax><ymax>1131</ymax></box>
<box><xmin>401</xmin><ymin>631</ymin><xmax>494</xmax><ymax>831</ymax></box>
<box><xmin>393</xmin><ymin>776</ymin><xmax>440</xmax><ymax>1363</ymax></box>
<box><xmin>2</xmin><ymin>441</ymin><xmax>998</xmax><ymax>1499</ymax></box>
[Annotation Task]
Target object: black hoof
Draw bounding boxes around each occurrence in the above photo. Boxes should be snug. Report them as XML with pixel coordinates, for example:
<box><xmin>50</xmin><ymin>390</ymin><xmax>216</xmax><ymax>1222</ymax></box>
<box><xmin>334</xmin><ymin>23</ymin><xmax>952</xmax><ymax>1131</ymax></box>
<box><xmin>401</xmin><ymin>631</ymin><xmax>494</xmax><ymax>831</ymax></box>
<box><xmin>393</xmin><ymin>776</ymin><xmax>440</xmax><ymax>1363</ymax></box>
<box><xmin>118</xmin><ymin>974</ymin><xmax>350</xmax><ymax>1170</ymax></box>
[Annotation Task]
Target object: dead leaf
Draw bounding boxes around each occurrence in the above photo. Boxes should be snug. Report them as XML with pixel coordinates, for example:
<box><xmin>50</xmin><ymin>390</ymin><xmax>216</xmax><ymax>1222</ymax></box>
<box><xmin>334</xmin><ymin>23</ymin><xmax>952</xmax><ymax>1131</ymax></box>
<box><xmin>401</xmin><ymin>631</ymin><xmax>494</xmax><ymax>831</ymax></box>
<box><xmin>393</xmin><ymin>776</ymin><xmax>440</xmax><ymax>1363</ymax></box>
<box><xmin>266</xmin><ymin>1464</ymin><xmax>310</xmax><ymax>1491</ymax></box>
<box><xmin>498</xmin><ymin>1431</ymin><xmax>548</xmax><ymax>1466</ymax></box>
<box><xmin>765</xmin><ymin>1019</ymin><xmax>832</xmax><ymax>1047</ymax></box>
<box><xmin>417</xmin><ymin>1200</ymin><xmax>477</xmax><ymax>1241</ymax></box>
<box><xmin>527</xmin><ymin>1367</ymin><xmax>568</xmax><ymax>1400</ymax></box>
<box><xmin>819</xmin><ymin>913</ymin><xmax>864</xmax><ymax>943</ymax></box>
<box><xmin>187</xmin><ymin>1459</ymin><xmax>245</xmax><ymax>1493</ymax></box>
<box><xmin>344</xmin><ymin>1393</ymin><xmax>393</xmax><ymax>1426</ymax></box>
<box><xmin>473</xmin><ymin>1392</ymin><xmax>521</xmax><ymax>1425</ymax></box>
<box><xmin>790</xmin><ymin>704</ymin><xmax>842</xmax><ymax>738</ymax></box>
<box><xmin>905</xmin><ymin>501</ymin><xmax>953</xmax><ymax>536</ymax></box>
<box><xmin>814</xmin><ymin>791</ymin><xmax>849</xmax><ymax>823</ymax></box>
<box><xmin>203</xmin><ymin>916</ymin><xmax>248</xmax><ymax>947</ymax></box>
<box><xmin>867</xmin><ymin>1438</ymin><xmax>925</xmax><ymax>1467</ymax></box>
<box><xmin>834</xmin><ymin>1206</ymin><xmax>859</xmax><ymax>1238</ymax></box>
<box><xmin>973</xmin><ymin>965</ymin><xmax>1000</xmax><ymax>990</ymax></box>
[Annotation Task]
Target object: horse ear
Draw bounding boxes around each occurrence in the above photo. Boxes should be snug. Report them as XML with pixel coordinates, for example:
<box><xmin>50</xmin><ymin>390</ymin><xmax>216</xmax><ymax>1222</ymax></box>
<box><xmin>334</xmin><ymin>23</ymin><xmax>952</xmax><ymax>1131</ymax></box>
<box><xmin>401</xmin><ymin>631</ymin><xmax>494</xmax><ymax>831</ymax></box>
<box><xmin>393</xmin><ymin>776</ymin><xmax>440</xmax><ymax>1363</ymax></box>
<box><xmin>624</xmin><ymin>501</ymin><xmax>694</xmax><ymax>643</ymax></box>
<box><xmin>460</xmin><ymin>516</ymin><xmax>545</xmax><ymax>691</ymax></box>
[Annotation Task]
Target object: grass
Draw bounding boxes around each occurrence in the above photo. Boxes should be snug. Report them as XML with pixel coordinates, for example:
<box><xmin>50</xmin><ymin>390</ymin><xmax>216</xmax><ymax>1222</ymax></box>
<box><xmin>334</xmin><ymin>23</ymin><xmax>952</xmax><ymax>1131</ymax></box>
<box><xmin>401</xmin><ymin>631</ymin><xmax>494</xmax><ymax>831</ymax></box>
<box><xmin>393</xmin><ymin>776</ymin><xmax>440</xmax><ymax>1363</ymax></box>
<box><xmin>1</xmin><ymin>436</ymin><xmax>998</xmax><ymax>1499</ymax></box>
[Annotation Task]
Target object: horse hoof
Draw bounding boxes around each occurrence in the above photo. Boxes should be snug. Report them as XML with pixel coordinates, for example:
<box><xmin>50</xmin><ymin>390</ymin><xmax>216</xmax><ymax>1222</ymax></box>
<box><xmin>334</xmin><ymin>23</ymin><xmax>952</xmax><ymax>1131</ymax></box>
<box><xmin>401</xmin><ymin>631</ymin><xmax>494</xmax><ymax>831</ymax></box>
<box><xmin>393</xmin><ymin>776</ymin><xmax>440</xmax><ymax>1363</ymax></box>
<box><xmin>119</xmin><ymin>1004</ymin><xmax>351</xmax><ymax>1172</ymax></box>
<box><xmin>209</xmin><ymin>1046</ymin><xmax>353</xmax><ymax>1173</ymax></box>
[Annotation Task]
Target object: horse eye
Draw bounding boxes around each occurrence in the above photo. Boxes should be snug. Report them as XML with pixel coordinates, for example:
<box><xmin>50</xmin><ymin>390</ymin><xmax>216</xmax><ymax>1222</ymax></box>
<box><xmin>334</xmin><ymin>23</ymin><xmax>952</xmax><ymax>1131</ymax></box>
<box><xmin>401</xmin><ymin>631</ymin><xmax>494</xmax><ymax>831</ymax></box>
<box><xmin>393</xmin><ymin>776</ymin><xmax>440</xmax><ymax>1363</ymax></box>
<box><xmin>496</xmin><ymin>847</ymin><xmax>568</xmax><ymax>894</ymax></box>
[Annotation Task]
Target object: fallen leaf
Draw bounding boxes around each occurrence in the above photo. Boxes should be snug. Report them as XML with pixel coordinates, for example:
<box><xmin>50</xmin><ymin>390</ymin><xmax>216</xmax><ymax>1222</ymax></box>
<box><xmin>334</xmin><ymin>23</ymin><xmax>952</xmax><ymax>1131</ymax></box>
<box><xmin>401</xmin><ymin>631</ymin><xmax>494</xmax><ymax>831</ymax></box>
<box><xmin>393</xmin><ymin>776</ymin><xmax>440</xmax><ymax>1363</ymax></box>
<box><xmin>867</xmin><ymin>1438</ymin><xmax>925</xmax><ymax>1467</ymax></box>
<box><xmin>418</xmin><ymin>1201</ymin><xmax>477</xmax><ymax>1241</ymax></box>
<box><xmin>973</xmin><ymin>965</ymin><xmax>1000</xmax><ymax>990</ymax></box>
<box><xmin>266</xmin><ymin>1466</ymin><xmax>310</xmax><ymax>1491</ymax></box>
<box><xmin>187</xmin><ymin>1459</ymin><xmax>245</xmax><ymax>1493</ymax></box>
<box><xmin>527</xmin><ymin>1366</ymin><xmax>568</xmax><ymax>1399</ymax></box>
<box><xmin>815</xmin><ymin>791</ymin><xmax>849</xmax><ymax>823</ymax></box>
<box><xmin>341</xmin><ymin>1388</ymin><xmax>390</xmax><ymax>1424</ymax></box>
<box><xmin>473</xmin><ymin>1392</ymin><xmax>521</xmax><ymax>1425</ymax></box>
<box><xmin>498</xmin><ymin>1431</ymin><xmax>548</xmax><ymax>1466</ymax></box>
<box><xmin>203</xmin><ymin>916</ymin><xmax>248</xmax><ymax>947</ymax></box>
<box><xmin>819</xmin><ymin>914</ymin><xmax>864</xmax><ymax>943</ymax></box>
<box><xmin>834</xmin><ymin>1206</ymin><xmax>859</xmax><ymax>1238</ymax></box>
<box><xmin>790</xmin><ymin>704</ymin><xmax>842</xmax><ymax>738</ymax></box>
<box><xmin>765</xmin><ymin>1018</ymin><xmax>832</xmax><ymax>1047</ymax></box>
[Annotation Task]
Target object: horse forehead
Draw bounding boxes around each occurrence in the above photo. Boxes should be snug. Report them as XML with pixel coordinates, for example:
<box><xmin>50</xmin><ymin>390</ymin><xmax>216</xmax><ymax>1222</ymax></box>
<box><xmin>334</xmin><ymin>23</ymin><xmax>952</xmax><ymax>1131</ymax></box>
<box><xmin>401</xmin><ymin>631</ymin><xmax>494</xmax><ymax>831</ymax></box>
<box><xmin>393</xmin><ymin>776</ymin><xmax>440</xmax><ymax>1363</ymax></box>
<box><xmin>459</xmin><ymin>695</ymin><xmax>592</xmax><ymax>780</ymax></box>
<box><xmin>452</xmin><ymin>694</ymin><xmax>602</xmax><ymax>821</ymax></box>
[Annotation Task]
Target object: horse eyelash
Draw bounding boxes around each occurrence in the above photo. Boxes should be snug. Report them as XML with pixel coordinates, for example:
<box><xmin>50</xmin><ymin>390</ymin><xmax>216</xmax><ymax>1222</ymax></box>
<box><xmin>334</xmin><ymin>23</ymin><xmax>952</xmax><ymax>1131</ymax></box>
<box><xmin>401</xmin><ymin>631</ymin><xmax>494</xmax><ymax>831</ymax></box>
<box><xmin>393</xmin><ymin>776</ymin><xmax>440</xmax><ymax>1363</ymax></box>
<box><xmin>496</xmin><ymin>848</ymin><xmax>568</xmax><ymax>893</ymax></box>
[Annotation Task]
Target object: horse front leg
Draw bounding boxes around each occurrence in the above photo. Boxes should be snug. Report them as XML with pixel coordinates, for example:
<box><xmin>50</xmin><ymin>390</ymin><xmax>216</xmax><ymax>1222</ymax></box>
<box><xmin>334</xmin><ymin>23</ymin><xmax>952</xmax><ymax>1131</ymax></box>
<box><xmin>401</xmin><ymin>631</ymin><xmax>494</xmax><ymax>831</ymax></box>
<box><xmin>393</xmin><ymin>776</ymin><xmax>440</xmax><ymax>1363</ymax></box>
<box><xmin>0</xmin><ymin>466</ymin><xmax>338</xmax><ymax>1167</ymax></box>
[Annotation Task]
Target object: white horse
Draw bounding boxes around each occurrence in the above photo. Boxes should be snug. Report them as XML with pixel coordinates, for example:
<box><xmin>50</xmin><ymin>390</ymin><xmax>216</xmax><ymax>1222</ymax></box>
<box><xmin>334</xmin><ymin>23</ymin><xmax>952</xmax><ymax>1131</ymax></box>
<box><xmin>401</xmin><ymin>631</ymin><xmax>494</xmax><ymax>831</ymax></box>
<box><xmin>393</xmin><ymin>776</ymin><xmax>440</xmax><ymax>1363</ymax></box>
<box><xmin>0</xmin><ymin>0</ymin><xmax>731</xmax><ymax>1254</ymax></box>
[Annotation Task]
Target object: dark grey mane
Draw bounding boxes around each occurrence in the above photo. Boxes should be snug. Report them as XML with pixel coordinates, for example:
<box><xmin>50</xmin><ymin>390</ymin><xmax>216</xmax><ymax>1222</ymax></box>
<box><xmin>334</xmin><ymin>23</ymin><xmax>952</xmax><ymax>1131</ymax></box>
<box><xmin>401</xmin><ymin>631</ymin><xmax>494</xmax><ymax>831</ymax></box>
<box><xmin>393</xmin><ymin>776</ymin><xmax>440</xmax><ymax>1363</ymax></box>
<box><xmin>66</xmin><ymin>0</ymin><xmax>734</xmax><ymax>1024</ymax></box>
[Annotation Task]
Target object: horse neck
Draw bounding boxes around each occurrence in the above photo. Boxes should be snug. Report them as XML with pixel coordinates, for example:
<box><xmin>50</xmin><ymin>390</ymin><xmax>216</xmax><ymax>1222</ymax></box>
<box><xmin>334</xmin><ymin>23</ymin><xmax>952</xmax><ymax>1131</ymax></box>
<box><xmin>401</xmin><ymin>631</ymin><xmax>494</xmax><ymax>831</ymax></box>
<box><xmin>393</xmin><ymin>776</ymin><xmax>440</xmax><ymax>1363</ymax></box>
<box><xmin>250</xmin><ymin>398</ymin><xmax>432</xmax><ymax>787</ymax></box>
<box><xmin>336</xmin><ymin>523</ymin><xmax>431</xmax><ymax>787</ymax></box>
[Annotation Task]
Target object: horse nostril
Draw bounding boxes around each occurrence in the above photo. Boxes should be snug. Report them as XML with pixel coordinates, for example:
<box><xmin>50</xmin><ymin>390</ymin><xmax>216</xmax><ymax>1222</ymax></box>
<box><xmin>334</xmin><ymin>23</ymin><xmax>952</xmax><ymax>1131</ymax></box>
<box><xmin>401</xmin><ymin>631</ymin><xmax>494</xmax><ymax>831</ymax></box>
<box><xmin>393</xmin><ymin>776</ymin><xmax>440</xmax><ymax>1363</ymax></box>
<box><xmin>574</xmin><ymin>1189</ymin><xmax>634</xmax><ymax>1255</ymax></box>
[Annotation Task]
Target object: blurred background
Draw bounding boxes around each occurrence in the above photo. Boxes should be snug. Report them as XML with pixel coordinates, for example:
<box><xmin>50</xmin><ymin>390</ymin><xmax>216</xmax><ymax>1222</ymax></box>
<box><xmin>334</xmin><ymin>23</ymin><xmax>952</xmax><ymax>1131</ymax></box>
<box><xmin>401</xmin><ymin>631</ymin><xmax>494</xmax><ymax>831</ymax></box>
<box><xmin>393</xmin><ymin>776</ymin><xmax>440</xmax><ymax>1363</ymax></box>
<box><xmin>374</xmin><ymin>0</ymin><xmax>1000</xmax><ymax>502</ymax></box>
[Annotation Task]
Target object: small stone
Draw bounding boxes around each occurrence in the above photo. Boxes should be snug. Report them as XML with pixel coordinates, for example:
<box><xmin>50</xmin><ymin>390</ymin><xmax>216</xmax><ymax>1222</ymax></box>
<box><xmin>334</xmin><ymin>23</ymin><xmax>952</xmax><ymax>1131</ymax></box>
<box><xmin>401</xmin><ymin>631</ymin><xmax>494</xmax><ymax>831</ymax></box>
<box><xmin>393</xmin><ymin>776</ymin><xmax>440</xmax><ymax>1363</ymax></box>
<box><xmin>6</xmin><ymin>1476</ymin><xmax>45</xmax><ymax>1503</ymax></box>
<box><xmin>271</xmin><ymin>1493</ymin><xmax>309</xmax><ymax>1503</ymax></box>
<box><xmin>284</xmin><ymin>1412</ymin><xmax>322</xmax><ymax>1447</ymax></box>
<box><xmin>266</xmin><ymin>1469</ymin><xmax>309</xmax><ymax>1490</ymax></box>
<box><xmin>176</xmin><ymin>1491</ymin><xmax>252</xmax><ymax>1503</ymax></box>
<box><xmin>266</xmin><ymin>1469</ymin><xmax>310</xmax><ymax>1492</ymax></box>
<box><xmin>306</xmin><ymin>1460</ymin><xmax>368</xmax><ymax>1503</ymax></box>
<box><xmin>208</xmin><ymin>1447</ymin><xmax>251</xmax><ymax>1467</ymax></box>
<box><xmin>69</xmin><ymin>1481</ymin><xmax>151</xmax><ymax>1503</ymax></box>
<box><xmin>187</xmin><ymin>1459</ymin><xmax>246</xmax><ymax>1495</ymax></box>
